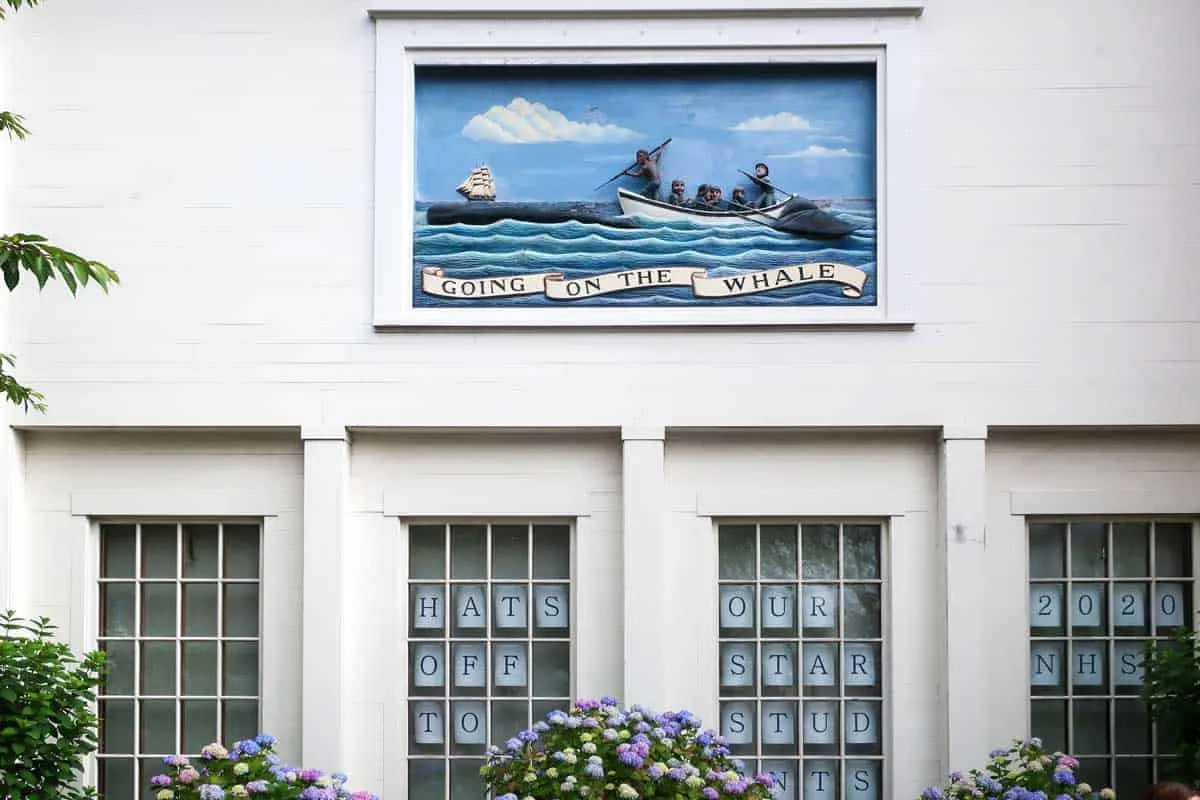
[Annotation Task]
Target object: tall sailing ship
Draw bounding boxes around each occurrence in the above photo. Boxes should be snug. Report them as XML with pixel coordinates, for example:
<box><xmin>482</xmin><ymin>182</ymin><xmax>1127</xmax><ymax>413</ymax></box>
<box><xmin>455</xmin><ymin>166</ymin><xmax>496</xmax><ymax>201</ymax></box>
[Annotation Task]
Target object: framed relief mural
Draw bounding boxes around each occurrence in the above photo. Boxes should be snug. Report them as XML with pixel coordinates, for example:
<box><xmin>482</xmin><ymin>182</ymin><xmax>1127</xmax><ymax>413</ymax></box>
<box><xmin>411</xmin><ymin>63</ymin><xmax>877</xmax><ymax>312</ymax></box>
<box><xmin>370</xmin><ymin>8</ymin><xmax>918</xmax><ymax>327</ymax></box>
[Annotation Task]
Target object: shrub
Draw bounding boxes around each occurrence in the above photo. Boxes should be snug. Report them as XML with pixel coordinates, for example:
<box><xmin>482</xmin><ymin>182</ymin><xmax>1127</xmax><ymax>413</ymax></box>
<box><xmin>480</xmin><ymin>697</ymin><xmax>776</xmax><ymax>800</ymax></box>
<box><xmin>919</xmin><ymin>738</ymin><xmax>1116</xmax><ymax>800</ymax></box>
<box><xmin>0</xmin><ymin>610</ymin><xmax>106</xmax><ymax>800</ymax></box>
<box><xmin>1143</xmin><ymin>627</ymin><xmax>1200</xmax><ymax>779</ymax></box>
<box><xmin>148</xmin><ymin>734</ymin><xmax>379</xmax><ymax>800</ymax></box>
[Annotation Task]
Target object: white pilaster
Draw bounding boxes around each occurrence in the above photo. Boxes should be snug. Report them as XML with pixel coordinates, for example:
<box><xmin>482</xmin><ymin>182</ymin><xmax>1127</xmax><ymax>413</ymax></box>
<box><xmin>0</xmin><ymin>425</ymin><xmax>24</xmax><ymax>612</ymax></box>
<box><xmin>939</xmin><ymin>424</ymin><xmax>988</xmax><ymax>772</ymax></box>
<box><xmin>621</xmin><ymin>424</ymin><xmax>667</xmax><ymax>706</ymax></box>
<box><xmin>301</xmin><ymin>424</ymin><xmax>349</xmax><ymax>771</ymax></box>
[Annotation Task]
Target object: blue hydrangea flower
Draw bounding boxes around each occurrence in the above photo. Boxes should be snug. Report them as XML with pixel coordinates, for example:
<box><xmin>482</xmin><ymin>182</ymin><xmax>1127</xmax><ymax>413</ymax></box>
<box><xmin>584</xmin><ymin>763</ymin><xmax>605</xmax><ymax>779</ymax></box>
<box><xmin>601</xmin><ymin>695</ymin><xmax>618</xmax><ymax>706</ymax></box>
<box><xmin>255</xmin><ymin>733</ymin><xmax>277</xmax><ymax>747</ymax></box>
<box><xmin>199</xmin><ymin>786</ymin><xmax>226</xmax><ymax>800</ymax></box>
<box><xmin>1053</xmin><ymin>770</ymin><xmax>1075</xmax><ymax>786</ymax></box>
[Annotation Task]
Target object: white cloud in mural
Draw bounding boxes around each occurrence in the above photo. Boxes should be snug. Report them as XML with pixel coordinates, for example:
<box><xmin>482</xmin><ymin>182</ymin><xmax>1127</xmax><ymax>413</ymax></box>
<box><xmin>461</xmin><ymin>97</ymin><xmax>643</xmax><ymax>144</ymax></box>
<box><xmin>769</xmin><ymin>145</ymin><xmax>865</xmax><ymax>159</ymax></box>
<box><xmin>730</xmin><ymin>112</ymin><xmax>813</xmax><ymax>132</ymax></box>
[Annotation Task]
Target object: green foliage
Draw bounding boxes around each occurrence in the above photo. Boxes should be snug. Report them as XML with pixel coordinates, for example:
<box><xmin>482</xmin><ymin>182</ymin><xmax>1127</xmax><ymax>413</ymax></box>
<box><xmin>0</xmin><ymin>110</ymin><xmax>30</xmax><ymax>140</ymax></box>
<box><xmin>0</xmin><ymin>610</ymin><xmax>106</xmax><ymax>800</ymax></box>
<box><xmin>920</xmin><ymin>738</ymin><xmax>1114</xmax><ymax>800</ymax></box>
<box><xmin>1143</xmin><ymin>627</ymin><xmax>1200</xmax><ymax>779</ymax></box>
<box><xmin>0</xmin><ymin>0</ymin><xmax>42</xmax><ymax>20</ymax></box>
<box><xmin>0</xmin><ymin>0</ymin><xmax>120</xmax><ymax>413</ymax></box>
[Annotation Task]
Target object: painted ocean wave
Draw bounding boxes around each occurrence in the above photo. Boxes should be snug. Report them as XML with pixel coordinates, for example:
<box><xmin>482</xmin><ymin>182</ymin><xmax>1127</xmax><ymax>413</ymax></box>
<box><xmin>412</xmin><ymin>204</ymin><xmax>877</xmax><ymax>307</ymax></box>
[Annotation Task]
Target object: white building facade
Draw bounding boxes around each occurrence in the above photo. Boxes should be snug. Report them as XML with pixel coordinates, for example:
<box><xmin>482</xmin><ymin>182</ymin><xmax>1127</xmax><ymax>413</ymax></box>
<box><xmin>1</xmin><ymin>2</ymin><xmax>1198</xmax><ymax>800</ymax></box>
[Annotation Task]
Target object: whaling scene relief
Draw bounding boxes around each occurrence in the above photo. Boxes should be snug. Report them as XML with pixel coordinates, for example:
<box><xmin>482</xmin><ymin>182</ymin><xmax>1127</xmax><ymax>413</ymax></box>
<box><xmin>412</xmin><ymin>64</ymin><xmax>877</xmax><ymax>308</ymax></box>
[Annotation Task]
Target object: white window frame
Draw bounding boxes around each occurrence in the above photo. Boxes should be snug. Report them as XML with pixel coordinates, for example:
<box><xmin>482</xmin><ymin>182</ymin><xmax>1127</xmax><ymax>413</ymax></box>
<box><xmin>712</xmin><ymin>517</ymin><xmax>891</xmax><ymax>799</ymax></box>
<box><xmin>368</xmin><ymin>3</ymin><xmax>923</xmax><ymax>328</ymax></box>
<box><xmin>1024</xmin><ymin>515</ymin><xmax>1200</xmax><ymax>787</ymax></box>
<box><xmin>75</xmin><ymin>508</ymin><xmax>297</xmax><ymax>791</ymax></box>
<box><xmin>398</xmin><ymin>517</ymin><xmax>578</xmax><ymax>800</ymax></box>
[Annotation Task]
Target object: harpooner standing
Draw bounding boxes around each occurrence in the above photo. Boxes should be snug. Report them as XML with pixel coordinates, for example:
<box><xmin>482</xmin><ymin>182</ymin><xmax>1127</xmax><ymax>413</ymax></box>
<box><xmin>623</xmin><ymin>148</ymin><xmax>663</xmax><ymax>200</ymax></box>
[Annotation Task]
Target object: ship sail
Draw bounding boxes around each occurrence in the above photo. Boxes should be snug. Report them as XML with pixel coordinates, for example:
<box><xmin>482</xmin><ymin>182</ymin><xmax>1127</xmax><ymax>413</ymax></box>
<box><xmin>455</xmin><ymin>166</ymin><xmax>496</xmax><ymax>201</ymax></box>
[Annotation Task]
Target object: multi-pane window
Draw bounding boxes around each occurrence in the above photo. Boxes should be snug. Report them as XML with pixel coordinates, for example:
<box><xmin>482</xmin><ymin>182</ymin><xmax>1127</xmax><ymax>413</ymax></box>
<box><xmin>718</xmin><ymin>522</ymin><xmax>885</xmax><ymax>800</ymax></box>
<box><xmin>407</xmin><ymin>522</ymin><xmax>572</xmax><ymax>800</ymax></box>
<box><xmin>98</xmin><ymin>522</ymin><xmax>262</xmax><ymax>800</ymax></box>
<box><xmin>1029</xmin><ymin>520</ymin><xmax>1195</xmax><ymax>794</ymax></box>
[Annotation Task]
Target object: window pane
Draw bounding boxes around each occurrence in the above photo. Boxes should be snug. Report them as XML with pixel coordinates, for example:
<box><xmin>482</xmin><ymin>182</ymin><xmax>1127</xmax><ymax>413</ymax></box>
<box><xmin>102</xmin><ymin>640</ymin><xmax>136</xmax><ymax>696</ymax></box>
<box><xmin>223</xmin><ymin>583</ymin><xmax>260</xmax><ymax>637</ymax></box>
<box><xmin>102</xmin><ymin>699</ymin><xmax>136</xmax><ymax>753</ymax></box>
<box><xmin>102</xmin><ymin>525</ymin><xmax>136</xmax><ymax>578</ymax></box>
<box><xmin>222</xmin><ymin>699</ymin><xmax>259</xmax><ymax>743</ymax></box>
<box><xmin>1030</xmin><ymin>699</ymin><xmax>1067</xmax><ymax>755</ymax></box>
<box><xmin>718</xmin><ymin>525</ymin><xmax>756</xmax><ymax>579</ymax></box>
<box><xmin>450</xmin><ymin>758</ymin><xmax>485</xmax><ymax>800</ymax></box>
<box><xmin>182</xmin><ymin>642</ymin><xmax>219</xmax><ymax>696</ymax></box>
<box><xmin>760</xmin><ymin>525</ymin><xmax>798</xmax><ymax>580</ymax></box>
<box><xmin>182</xmin><ymin>583</ymin><xmax>218</xmax><ymax>637</ymax></box>
<box><xmin>532</xmin><ymin>524</ymin><xmax>570</xmax><ymax>579</ymax></box>
<box><xmin>802</xmin><ymin>524</ymin><xmax>839</xmax><ymax>579</ymax></box>
<box><xmin>102</xmin><ymin>583</ymin><xmax>136</xmax><ymax>637</ymax></box>
<box><xmin>490</xmin><ymin>700</ymin><xmax>527</xmax><ymax>744</ymax></box>
<box><xmin>412</xmin><ymin>762</ymin><xmax>451</xmax><ymax>796</ymax></box>
<box><xmin>843</xmin><ymin>525</ymin><xmax>881</xmax><ymax>579</ymax></box>
<box><xmin>223</xmin><ymin>524</ymin><xmax>260</xmax><ymax>579</ymax></box>
<box><xmin>1155</xmin><ymin>523</ymin><xmax>1191</xmax><ymax>577</ymax></box>
<box><xmin>450</xmin><ymin>524</ymin><xmax>486</xmax><ymax>579</ymax></box>
<box><xmin>409</xmin><ymin>760</ymin><xmax>446</xmax><ymax>800</ymax></box>
<box><xmin>1073</xmin><ymin>700</ymin><xmax>1110</xmax><ymax>754</ymax></box>
<box><xmin>1114</xmin><ymin>700</ymin><xmax>1151</xmax><ymax>754</ymax></box>
<box><xmin>532</xmin><ymin>641</ymin><xmax>570</xmax><ymax>697</ymax></box>
<box><xmin>182</xmin><ymin>705</ymin><xmax>220</xmax><ymax>753</ymax></box>
<box><xmin>491</xmin><ymin>524</ymin><xmax>528</xmax><ymax>579</ymax></box>
<box><xmin>410</xmin><ymin>524</ymin><xmax>447</xmax><ymax>579</ymax></box>
<box><xmin>182</xmin><ymin>524</ymin><xmax>219</xmax><ymax>578</ymax></box>
<box><xmin>141</xmin><ymin>524</ymin><xmax>178</xmax><ymax>578</ymax></box>
<box><xmin>1113</xmin><ymin>522</ymin><xmax>1150</xmax><ymax>577</ymax></box>
<box><xmin>223</xmin><ymin>642</ymin><xmax>259</xmax><ymax>696</ymax></box>
<box><xmin>1070</xmin><ymin>522</ymin><xmax>1107</xmax><ymax>578</ymax></box>
<box><xmin>1030</xmin><ymin>523</ymin><xmax>1066</xmax><ymax>578</ymax></box>
<box><xmin>141</xmin><ymin>583</ymin><xmax>177</xmax><ymax>637</ymax></box>
<box><xmin>1115</xmin><ymin>759</ymin><xmax>1151</xmax><ymax>800</ymax></box>
<box><xmin>141</xmin><ymin>642</ymin><xmax>177</xmax><ymax>696</ymax></box>
<box><xmin>844</xmin><ymin>585</ymin><xmax>881</xmax><ymax>639</ymax></box>
<box><xmin>140</xmin><ymin>699</ymin><xmax>176</xmax><ymax>753</ymax></box>
<box><xmin>99</xmin><ymin>758</ymin><xmax>136</xmax><ymax>800</ymax></box>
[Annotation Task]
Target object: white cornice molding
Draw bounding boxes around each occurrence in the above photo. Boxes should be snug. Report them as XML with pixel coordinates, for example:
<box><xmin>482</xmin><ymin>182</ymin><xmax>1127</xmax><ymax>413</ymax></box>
<box><xmin>367</xmin><ymin>1</ymin><xmax>925</xmax><ymax>18</ymax></box>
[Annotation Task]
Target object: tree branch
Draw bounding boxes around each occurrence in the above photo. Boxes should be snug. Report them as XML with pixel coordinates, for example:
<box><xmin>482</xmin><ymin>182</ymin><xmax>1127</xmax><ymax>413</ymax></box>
<box><xmin>0</xmin><ymin>353</ymin><xmax>47</xmax><ymax>413</ymax></box>
<box><xmin>0</xmin><ymin>0</ymin><xmax>43</xmax><ymax>20</ymax></box>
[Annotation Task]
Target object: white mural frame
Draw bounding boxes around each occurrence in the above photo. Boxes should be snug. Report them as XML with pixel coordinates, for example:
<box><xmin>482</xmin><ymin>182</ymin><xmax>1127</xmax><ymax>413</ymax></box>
<box><xmin>370</xmin><ymin>4</ymin><xmax>923</xmax><ymax>328</ymax></box>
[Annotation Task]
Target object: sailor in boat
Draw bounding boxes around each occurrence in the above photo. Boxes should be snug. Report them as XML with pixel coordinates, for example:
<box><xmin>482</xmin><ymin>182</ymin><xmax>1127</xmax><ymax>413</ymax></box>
<box><xmin>666</xmin><ymin>179</ymin><xmax>687</xmax><ymax>206</ymax></box>
<box><xmin>749</xmin><ymin>162</ymin><xmax>777</xmax><ymax>208</ymax></box>
<box><xmin>729</xmin><ymin>186</ymin><xmax>749</xmax><ymax>209</ymax></box>
<box><xmin>622</xmin><ymin>148</ymin><xmax>662</xmax><ymax>200</ymax></box>
<box><xmin>690</xmin><ymin>184</ymin><xmax>711</xmax><ymax>209</ymax></box>
<box><xmin>709</xmin><ymin>186</ymin><xmax>726</xmax><ymax>210</ymax></box>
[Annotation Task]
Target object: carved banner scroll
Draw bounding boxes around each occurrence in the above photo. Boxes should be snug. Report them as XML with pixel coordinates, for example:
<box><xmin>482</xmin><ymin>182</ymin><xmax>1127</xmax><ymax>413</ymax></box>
<box><xmin>422</xmin><ymin>263</ymin><xmax>868</xmax><ymax>301</ymax></box>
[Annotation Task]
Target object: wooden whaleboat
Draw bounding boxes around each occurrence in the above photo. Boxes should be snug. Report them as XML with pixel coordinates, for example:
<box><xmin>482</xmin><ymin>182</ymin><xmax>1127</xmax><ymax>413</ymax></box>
<box><xmin>616</xmin><ymin>187</ymin><xmax>791</xmax><ymax>225</ymax></box>
<box><xmin>616</xmin><ymin>187</ymin><xmax>859</xmax><ymax>238</ymax></box>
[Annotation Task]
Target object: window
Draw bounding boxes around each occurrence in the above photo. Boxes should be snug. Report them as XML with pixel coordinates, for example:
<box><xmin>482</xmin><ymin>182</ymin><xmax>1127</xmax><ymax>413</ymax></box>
<box><xmin>407</xmin><ymin>522</ymin><xmax>573</xmax><ymax>800</ymax></box>
<box><xmin>1028</xmin><ymin>520</ymin><xmax>1195</xmax><ymax>794</ymax></box>
<box><xmin>97</xmin><ymin>521</ymin><xmax>262</xmax><ymax>800</ymax></box>
<box><xmin>717</xmin><ymin>522</ymin><xmax>885</xmax><ymax>800</ymax></box>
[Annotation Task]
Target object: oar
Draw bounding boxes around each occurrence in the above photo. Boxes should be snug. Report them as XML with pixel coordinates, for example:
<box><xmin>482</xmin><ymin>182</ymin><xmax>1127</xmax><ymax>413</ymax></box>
<box><xmin>594</xmin><ymin>138</ymin><xmax>672</xmax><ymax>191</ymax></box>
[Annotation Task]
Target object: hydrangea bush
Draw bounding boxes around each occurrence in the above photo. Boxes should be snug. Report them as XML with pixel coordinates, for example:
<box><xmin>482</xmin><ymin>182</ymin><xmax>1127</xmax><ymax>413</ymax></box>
<box><xmin>480</xmin><ymin>697</ymin><xmax>776</xmax><ymax>800</ymax></box>
<box><xmin>147</xmin><ymin>734</ymin><xmax>379</xmax><ymax>800</ymax></box>
<box><xmin>919</xmin><ymin>738</ymin><xmax>1116</xmax><ymax>800</ymax></box>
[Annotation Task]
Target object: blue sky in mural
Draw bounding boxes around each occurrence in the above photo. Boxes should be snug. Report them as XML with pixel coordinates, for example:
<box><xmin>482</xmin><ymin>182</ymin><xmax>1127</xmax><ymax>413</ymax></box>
<box><xmin>413</xmin><ymin>64</ymin><xmax>876</xmax><ymax>203</ymax></box>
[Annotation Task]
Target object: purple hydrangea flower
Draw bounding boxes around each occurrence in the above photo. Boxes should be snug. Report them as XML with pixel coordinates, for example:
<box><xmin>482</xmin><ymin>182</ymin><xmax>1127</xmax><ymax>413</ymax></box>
<box><xmin>703</xmin><ymin>789</ymin><xmax>720</xmax><ymax>800</ymax></box>
<box><xmin>667</xmin><ymin>768</ymin><xmax>687</xmax><ymax>781</ymax></box>
<box><xmin>246</xmin><ymin>782</ymin><xmax>269</xmax><ymax>794</ymax></box>
<box><xmin>584</xmin><ymin>763</ymin><xmax>605</xmax><ymax>779</ymax></box>
<box><xmin>151</xmin><ymin>775</ymin><xmax>172</xmax><ymax>787</ymax></box>
<box><xmin>601</xmin><ymin>695</ymin><xmax>618</xmax><ymax>706</ymax></box>
<box><xmin>648</xmin><ymin>765</ymin><xmax>665</xmax><ymax>779</ymax></box>
<box><xmin>518</xmin><ymin>729</ymin><xmax>539</xmax><ymax>743</ymax></box>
